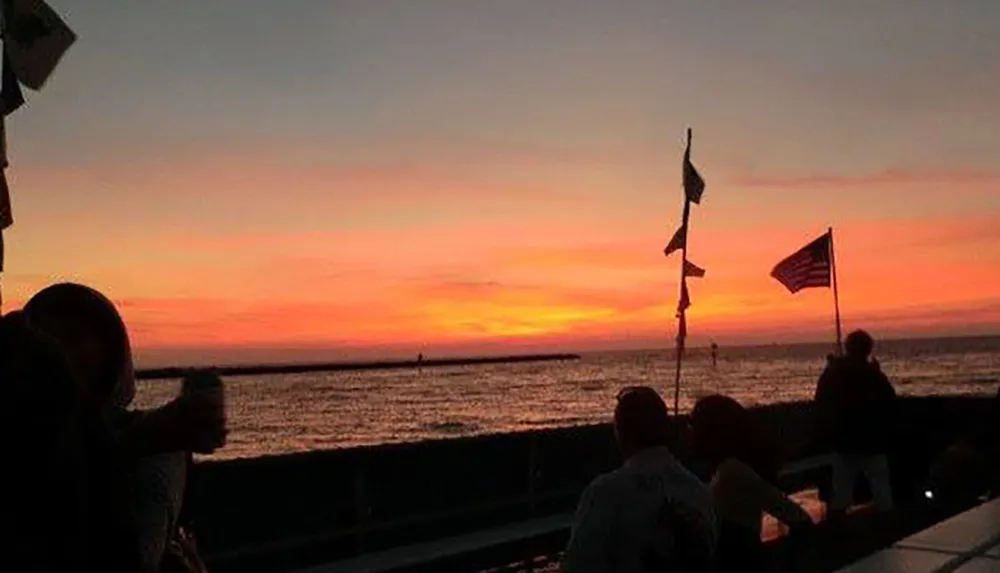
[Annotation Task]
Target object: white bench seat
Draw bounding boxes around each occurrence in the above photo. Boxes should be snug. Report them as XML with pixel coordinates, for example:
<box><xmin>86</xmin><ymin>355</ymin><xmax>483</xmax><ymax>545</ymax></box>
<box><xmin>896</xmin><ymin>498</ymin><xmax>1000</xmax><ymax>555</ymax></box>
<box><xmin>952</xmin><ymin>558</ymin><xmax>1000</xmax><ymax>573</ymax></box>
<box><xmin>834</xmin><ymin>547</ymin><xmax>955</xmax><ymax>573</ymax></box>
<box><xmin>836</xmin><ymin>498</ymin><xmax>1000</xmax><ymax>573</ymax></box>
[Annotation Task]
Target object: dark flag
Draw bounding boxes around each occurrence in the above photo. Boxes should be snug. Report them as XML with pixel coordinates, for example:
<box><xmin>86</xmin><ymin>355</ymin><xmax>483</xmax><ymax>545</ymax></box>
<box><xmin>683</xmin><ymin>143</ymin><xmax>705</xmax><ymax>204</ymax></box>
<box><xmin>2</xmin><ymin>0</ymin><xmax>77</xmax><ymax>91</ymax></box>
<box><xmin>663</xmin><ymin>225</ymin><xmax>686</xmax><ymax>257</ymax></box>
<box><xmin>771</xmin><ymin>232</ymin><xmax>832</xmax><ymax>293</ymax></box>
<box><xmin>683</xmin><ymin>260</ymin><xmax>705</xmax><ymax>278</ymax></box>
<box><xmin>677</xmin><ymin>280</ymin><xmax>690</xmax><ymax>315</ymax></box>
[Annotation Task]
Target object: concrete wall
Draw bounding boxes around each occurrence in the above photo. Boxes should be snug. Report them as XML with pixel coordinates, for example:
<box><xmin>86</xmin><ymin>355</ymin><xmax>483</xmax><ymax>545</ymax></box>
<box><xmin>187</xmin><ymin>396</ymin><xmax>993</xmax><ymax>571</ymax></box>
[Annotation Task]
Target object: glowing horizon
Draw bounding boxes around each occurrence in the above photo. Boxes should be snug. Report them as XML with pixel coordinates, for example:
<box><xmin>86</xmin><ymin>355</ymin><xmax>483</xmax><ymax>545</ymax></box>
<box><xmin>3</xmin><ymin>1</ymin><xmax>999</xmax><ymax>364</ymax></box>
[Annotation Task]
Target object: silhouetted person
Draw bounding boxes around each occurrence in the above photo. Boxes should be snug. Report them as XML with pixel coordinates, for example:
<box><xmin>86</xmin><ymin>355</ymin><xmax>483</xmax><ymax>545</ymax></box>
<box><xmin>690</xmin><ymin>395</ymin><xmax>812</xmax><ymax>573</ymax></box>
<box><xmin>24</xmin><ymin>283</ymin><xmax>226</xmax><ymax>572</ymax></box>
<box><xmin>0</xmin><ymin>311</ymin><xmax>139</xmax><ymax>572</ymax></box>
<box><xmin>815</xmin><ymin>330</ymin><xmax>896</xmax><ymax>513</ymax></box>
<box><xmin>563</xmin><ymin>386</ymin><xmax>716</xmax><ymax>573</ymax></box>
<box><xmin>710</xmin><ymin>342</ymin><xmax>718</xmax><ymax>368</ymax></box>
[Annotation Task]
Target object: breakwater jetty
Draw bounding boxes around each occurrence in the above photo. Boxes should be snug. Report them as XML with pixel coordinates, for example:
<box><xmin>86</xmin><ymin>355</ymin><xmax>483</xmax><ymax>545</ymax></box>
<box><xmin>135</xmin><ymin>352</ymin><xmax>581</xmax><ymax>381</ymax></box>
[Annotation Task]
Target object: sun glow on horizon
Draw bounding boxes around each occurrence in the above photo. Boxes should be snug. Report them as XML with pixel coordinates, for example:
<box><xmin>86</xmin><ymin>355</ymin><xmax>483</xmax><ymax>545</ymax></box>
<box><xmin>3</xmin><ymin>1</ymin><xmax>999</xmax><ymax>363</ymax></box>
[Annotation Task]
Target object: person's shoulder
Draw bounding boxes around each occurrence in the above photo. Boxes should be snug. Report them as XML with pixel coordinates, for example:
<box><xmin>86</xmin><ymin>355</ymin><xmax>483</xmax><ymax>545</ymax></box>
<box><xmin>715</xmin><ymin>458</ymin><xmax>757</xmax><ymax>481</ymax></box>
<box><xmin>711</xmin><ymin>458</ymin><xmax>762</xmax><ymax>497</ymax></box>
<box><xmin>579</xmin><ymin>469</ymin><xmax>624</xmax><ymax>505</ymax></box>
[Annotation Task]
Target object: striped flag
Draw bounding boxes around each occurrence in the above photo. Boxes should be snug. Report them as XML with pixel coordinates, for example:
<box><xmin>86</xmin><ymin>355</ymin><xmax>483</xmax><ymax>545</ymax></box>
<box><xmin>683</xmin><ymin>143</ymin><xmax>705</xmax><ymax>204</ymax></box>
<box><xmin>663</xmin><ymin>225</ymin><xmax>686</xmax><ymax>257</ymax></box>
<box><xmin>771</xmin><ymin>232</ymin><xmax>832</xmax><ymax>293</ymax></box>
<box><xmin>684</xmin><ymin>260</ymin><xmax>705</xmax><ymax>278</ymax></box>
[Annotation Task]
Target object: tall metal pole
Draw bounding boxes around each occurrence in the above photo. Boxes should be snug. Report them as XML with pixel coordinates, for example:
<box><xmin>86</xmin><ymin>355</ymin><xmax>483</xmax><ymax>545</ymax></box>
<box><xmin>828</xmin><ymin>226</ymin><xmax>843</xmax><ymax>355</ymax></box>
<box><xmin>673</xmin><ymin>129</ymin><xmax>693</xmax><ymax>416</ymax></box>
<box><xmin>673</xmin><ymin>203</ymin><xmax>690</xmax><ymax>417</ymax></box>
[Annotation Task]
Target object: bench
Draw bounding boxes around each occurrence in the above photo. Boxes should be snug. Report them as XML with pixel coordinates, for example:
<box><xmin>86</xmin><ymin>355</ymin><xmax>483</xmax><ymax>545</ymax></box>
<box><xmin>834</xmin><ymin>496</ymin><xmax>1000</xmax><ymax>573</ymax></box>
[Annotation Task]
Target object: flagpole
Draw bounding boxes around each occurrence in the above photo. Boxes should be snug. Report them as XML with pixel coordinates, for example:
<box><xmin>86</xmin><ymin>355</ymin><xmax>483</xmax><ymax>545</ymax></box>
<box><xmin>673</xmin><ymin>129</ymin><xmax>693</xmax><ymax>416</ymax></box>
<box><xmin>828</xmin><ymin>226</ymin><xmax>843</xmax><ymax>355</ymax></box>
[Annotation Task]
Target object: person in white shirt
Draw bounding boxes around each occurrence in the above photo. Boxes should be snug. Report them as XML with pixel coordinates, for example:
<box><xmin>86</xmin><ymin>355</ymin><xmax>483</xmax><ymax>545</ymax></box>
<box><xmin>563</xmin><ymin>386</ymin><xmax>717</xmax><ymax>573</ymax></box>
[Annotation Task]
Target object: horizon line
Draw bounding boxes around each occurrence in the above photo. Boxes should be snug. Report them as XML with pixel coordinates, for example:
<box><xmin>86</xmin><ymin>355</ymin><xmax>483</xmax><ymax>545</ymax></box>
<box><xmin>133</xmin><ymin>331</ymin><xmax>1000</xmax><ymax>373</ymax></box>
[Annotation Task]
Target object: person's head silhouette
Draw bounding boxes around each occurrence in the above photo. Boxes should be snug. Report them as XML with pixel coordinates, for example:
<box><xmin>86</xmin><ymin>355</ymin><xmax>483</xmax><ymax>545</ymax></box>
<box><xmin>845</xmin><ymin>330</ymin><xmax>875</xmax><ymax>361</ymax></box>
<box><xmin>614</xmin><ymin>386</ymin><xmax>671</xmax><ymax>458</ymax></box>
<box><xmin>23</xmin><ymin>283</ymin><xmax>134</xmax><ymax>410</ymax></box>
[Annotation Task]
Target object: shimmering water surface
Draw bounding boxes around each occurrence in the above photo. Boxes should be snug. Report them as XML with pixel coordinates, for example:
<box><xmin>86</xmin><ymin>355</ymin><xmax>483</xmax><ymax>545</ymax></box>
<box><xmin>133</xmin><ymin>336</ymin><xmax>1000</xmax><ymax>460</ymax></box>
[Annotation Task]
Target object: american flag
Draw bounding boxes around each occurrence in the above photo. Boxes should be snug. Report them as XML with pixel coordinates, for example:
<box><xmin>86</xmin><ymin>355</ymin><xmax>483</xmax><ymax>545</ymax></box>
<box><xmin>771</xmin><ymin>232</ymin><xmax>832</xmax><ymax>293</ymax></box>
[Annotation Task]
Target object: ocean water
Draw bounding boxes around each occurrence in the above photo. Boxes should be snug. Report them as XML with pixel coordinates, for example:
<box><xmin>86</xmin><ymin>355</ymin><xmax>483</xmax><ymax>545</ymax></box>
<box><xmin>132</xmin><ymin>336</ymin><xmax>1000</xmax><ymax>460</ymax></box>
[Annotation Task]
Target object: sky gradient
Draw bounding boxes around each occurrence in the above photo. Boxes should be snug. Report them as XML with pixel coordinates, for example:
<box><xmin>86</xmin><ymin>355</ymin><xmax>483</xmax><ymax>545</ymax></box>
<box><xmin>4</xmin><ymin>0</ymin><xmax>1000</xmax><ymax>365</ymax></box>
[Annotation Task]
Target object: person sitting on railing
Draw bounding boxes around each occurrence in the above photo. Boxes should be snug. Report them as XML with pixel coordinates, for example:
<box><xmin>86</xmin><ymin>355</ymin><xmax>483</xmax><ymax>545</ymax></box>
<box><xmin>23</xmin><ymin>283</ymin><xmax>226</xmax><ymax>573</ymax></box>
<box><xmin>0</xmin><ymin>310</ymin><xmax>140</xmax><ymax>572</ymax></box>
<box><xmin>563</xmin><ymin>386</ymin><xmax>716</xmax><ymax>573</ymax></box>
<box><xmin>689</xmin><ymin>395</ymin><xmax>813</xmax><ymax>573</ymax></box>
<box><xmin>814</xmin><ymin>330</ymin><xmax>897</xmax><ymax>514</ymax></box>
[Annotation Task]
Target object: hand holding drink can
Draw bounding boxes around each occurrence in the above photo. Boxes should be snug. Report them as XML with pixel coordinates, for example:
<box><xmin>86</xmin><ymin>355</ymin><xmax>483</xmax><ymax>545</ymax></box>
<box><xmin>180</xmin><ymin>369</ymin><xmax>227</xmax><ymax>454</ymax></box>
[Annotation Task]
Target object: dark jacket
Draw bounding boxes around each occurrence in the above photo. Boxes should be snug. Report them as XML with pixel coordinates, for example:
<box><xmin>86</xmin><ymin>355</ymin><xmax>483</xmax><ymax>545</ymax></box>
<box><xmin>814</xmin><ymin>356</ymin><xmax>897</xmax><ymax>455</ymax></box>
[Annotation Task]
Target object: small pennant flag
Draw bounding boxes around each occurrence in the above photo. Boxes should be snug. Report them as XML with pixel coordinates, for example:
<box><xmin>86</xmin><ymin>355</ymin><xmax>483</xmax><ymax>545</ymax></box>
<box><xmin>663</xmin><ymin>225</ymin><xmax>686</xmax><ymax>257</ymax></box>
<box><xmin>677</xmin><ymin>280</ymin><xmax>690</xmax><ymax>316</ymax></box>
<box><xmin>771</xmin><ymin>232</ymin><xmax>832</xmax><ymax>293</ymax></box>
<box><xmin>3</xmin><ymin>0</ymin><xmax>77</xmax><ymax>91</ymax></box>
<box><xmin>684</xmin><ymin>260</ymin><xmax>705</xmax><ymax>278</ymax></box>
<box><xmin>683</xmin><ymin>144</ymin><xmax>705</xmax><ymax>204</ymax></box>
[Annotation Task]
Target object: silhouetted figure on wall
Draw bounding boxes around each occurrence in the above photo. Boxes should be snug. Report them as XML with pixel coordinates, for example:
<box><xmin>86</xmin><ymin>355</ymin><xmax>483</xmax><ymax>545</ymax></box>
<box><xmin>815</xmin><ymin>330</ymin><xmax>896</xmax><ymax>513</ymax></box>
<box><xmin>563</xmin><ymin>386</ymin><xmax>716</xmax><ymax>573</ymax></box>
<box><xmin>24</xmin><ymin>283</ymin><xmax>225</xmax><ymax>572</ymax></box>
<box><xmin>689</xmin><ymin>395</ymin><xmax>812</xmax><ymax>573</ymax></box>
<box><xmin>0</xmin><ymin>311</ymin><xmax>139</xmax><ymax>572</ymax></box>
<box><xmin>710</xmin><ymin>342</ymin><xmax>718</xmax><ymax>368</ymax></box>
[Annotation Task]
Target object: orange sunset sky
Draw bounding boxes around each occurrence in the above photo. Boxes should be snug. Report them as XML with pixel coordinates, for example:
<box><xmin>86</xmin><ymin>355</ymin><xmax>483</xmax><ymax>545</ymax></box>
<box><xmin>3</xmin><ymin>1</ymin><xmax>1000</xmax><ymax>366</ymax></box>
